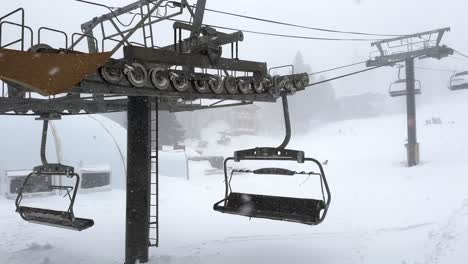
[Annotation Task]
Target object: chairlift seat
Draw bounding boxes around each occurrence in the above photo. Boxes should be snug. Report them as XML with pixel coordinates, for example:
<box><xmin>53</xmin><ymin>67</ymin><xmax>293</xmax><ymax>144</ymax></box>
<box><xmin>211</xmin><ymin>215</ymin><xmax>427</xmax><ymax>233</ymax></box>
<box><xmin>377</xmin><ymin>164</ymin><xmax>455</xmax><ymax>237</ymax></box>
<box><xmin>214</xmin><ymin>192</ymin><xmax>326</xmax><ymax>225</ymax></box>
<box><xmin>213</xmin><ymin>95</ymin><xmax>331</xmax><ymax>226</ymax></box>
<box><xmin>449</xmin><ymin>83</ymin><xmax>468</xmax><ymax>91</ymax></box>
<box><xmin>449</xmin><ymin>72</ymin><xmax>468</xmax><ymax>90</ymax></box>
<box><xmin>17</xmin><ymin>206</ymin><xmax>94</xmax><ymax>231</ymax></box>
<box><xmin>389</xmin><ymin>88</ymin><xmax>422</xmax><ymax>97</ymax></box>
<box><xmin>388</xmin><ymin>78</ymin><xmax>422</xmax><ymax>97</ymax></box>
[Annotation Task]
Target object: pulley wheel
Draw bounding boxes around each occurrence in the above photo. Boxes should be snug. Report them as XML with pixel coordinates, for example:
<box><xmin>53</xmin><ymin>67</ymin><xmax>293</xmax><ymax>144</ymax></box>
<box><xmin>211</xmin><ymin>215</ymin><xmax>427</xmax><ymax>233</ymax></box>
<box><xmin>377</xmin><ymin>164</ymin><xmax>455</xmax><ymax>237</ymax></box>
<box><xmin>100</xmin><ymin>66</ymin><xmax>123</xmax><ymax>84</ymax></box>
<box><xmin>302</xmin><ymin>74</ymin><xmax>310</xmax><ymax>87</ymax></box>
<box><xmin>262</xmin><ymin>75</ymin><xmax>274</xmax><ymax>89</ymax></box>
<box><xmin>273</xmin><ymin>75</ymin><xmax>282</xmax><ymax>87</ymax></box>
<box><xmin>150</xmin><ymin>67</ymin><xmax>170</xmax><ymax>90</ymax></box>
<box><xmin>208</xmin><ymin>75</ymin><xmax>224</xmax><ymax>94</ymax></box>
<box><xmin>282</xmin><ymin>76</ymin><xmax>294</xmax><ymax>93</ymax></box>
<box><xmin>275</xmin><ymin>76</ymin><xmax>292</xmax><ymax>89</ymax></box>
<box><xmin>224</xmin><ymin>76</ymin><xmax>238</xmax><ymax>94</ymax></box>
<box><xmin>126</xmin><ymin>63</ymin><xmax>148</xmax><ymax>88</ymax></box>
<box><xmin>193</xmin><ymin>79</ymin><xmax>209</xmax><ymax>93</ymax></box>
<box><xmin>293</xmin><ymin>77</ymin><xmax>304</xmax><ymax>90</ymax></box>
<box><xmin>252</xmin><ymin>80</ymin><xmax>265</xmax><ymax>94</ymax></box>
<box><xmin>170</xmin><ymin>74</ymin><xmax>189</xmax><ymax>92</ymax></box>
<box><xmin>238</xmin><ymin>79</ymin><xmax>251</xmax><ymax>94</ymax></box>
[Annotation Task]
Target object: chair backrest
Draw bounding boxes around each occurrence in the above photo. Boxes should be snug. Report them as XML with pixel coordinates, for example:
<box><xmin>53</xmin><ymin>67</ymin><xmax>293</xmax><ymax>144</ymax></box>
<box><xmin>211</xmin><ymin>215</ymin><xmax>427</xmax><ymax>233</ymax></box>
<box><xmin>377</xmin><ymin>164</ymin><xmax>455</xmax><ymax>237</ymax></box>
<box><xmin>214</xmin><ymin>148</ymin><xmax>331</xmax><ymax>225</ymax></box>
<box><xmin>15</xmin><ymin>164</ymin><xmax>94</xmax><ymax>231</ymax></box>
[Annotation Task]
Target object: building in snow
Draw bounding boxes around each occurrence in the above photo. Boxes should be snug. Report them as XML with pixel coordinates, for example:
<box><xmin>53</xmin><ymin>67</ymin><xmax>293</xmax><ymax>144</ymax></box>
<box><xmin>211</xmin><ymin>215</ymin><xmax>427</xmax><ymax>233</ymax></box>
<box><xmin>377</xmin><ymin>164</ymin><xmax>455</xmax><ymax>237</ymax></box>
<box><xmin>0</xmin><ymin>115</ymin><xmax>127</xmax><ymax>193</ymax></box>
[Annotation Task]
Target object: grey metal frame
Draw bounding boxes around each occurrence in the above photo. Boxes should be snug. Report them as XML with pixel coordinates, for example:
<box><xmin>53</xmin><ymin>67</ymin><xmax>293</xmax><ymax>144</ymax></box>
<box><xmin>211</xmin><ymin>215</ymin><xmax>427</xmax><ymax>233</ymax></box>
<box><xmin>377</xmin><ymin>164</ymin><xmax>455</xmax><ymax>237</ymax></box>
<box><xmin>367</xmin><ymin>28</ymin><xmax>453</xmax><ymax>67</ymax></box>
<box><xmin>366</xmin><ymin>29</ymin><xmax>454</xmax><ymax>167</ymax></box>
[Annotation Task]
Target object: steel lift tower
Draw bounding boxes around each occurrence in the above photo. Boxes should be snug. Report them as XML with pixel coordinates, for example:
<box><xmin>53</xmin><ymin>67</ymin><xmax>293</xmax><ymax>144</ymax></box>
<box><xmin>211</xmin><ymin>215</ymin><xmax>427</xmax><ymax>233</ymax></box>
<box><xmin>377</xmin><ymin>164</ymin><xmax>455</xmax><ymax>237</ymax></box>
<box><xmin>367</xmin><ymin>28</ymin><xmax>453</xmax><ymax>167</ymax></box>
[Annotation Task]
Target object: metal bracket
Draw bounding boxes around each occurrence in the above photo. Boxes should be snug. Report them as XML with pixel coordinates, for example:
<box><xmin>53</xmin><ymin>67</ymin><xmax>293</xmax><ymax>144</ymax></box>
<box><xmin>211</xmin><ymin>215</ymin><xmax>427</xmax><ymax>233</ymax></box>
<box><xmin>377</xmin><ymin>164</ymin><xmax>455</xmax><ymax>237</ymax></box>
<box><xmin>234</xmin><ymin>147</ymin><xmax>305</xmax><ymax>163</ymax></box>
<box><xmin>367</xmin><ymin>28</ymin><xmax>453</xmax><ymax>67</ymax></box>
<box><xmin>33</xmin><ymin>163</ymin><xmax>75</xmax><ymax>175</ymax></box>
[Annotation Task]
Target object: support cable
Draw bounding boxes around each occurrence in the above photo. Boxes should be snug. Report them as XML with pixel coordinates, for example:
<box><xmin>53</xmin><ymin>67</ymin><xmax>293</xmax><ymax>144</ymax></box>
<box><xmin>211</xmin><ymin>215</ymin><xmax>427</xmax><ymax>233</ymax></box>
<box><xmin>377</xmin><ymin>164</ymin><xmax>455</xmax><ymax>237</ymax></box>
<box><xmin>415</xmin><ymin>66</ymin><xmax>455</xmax><ymax>73</ymax></box>
<box><xmin>304</xmin><ymin>58</ymin><xmax>421</xmax><ymax>88</ymax></box>
<box><xmin>160</xmin><ymin>17</ymin><xmax>382</xmax><ymax>41</ymax></box>
<box><xmin>75</xmin><ymin>0</ymin><xmax>140</xmax><ymax>27</ymax></box>
<box><xmin>74</xmin><ymin>0</ymin><xmax>383</xmax><ymax>42</ymax></box>
<box><xmin>308</xmin><ymin>61</ymin><xmax>366</xmax><ymax>76</ymax></box>
<box><xmin>305</xmin><ymin>65</ymin><xmax>384</xmax><ymax>88</ymax></box>
<box><xmin>454</xmin><ymin>49</ymin><xmax>468</xmax><ymax>59</ymax></box>
<box><xmin>74</xmin><ymin>0</ymin><xmax>176</xmax><ymax>27</ymax></box>
<box><xmin>206</xmin><ymin>24</ymin><xmax>382</xmax><ymax>41</ymax></box>
<box><xmin>200</xmin><ymin>6</ymin><xmax>404</xmax><ymax>37</ymax></box>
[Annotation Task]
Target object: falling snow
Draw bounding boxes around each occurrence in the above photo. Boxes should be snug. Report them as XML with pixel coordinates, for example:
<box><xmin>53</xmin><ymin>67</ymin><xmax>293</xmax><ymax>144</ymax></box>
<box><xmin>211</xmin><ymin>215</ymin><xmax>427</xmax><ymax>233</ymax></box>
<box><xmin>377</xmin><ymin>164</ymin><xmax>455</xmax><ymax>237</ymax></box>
<box><xmin>48</xmin><ymin>67</ymin><xmax>60</xmax><ymax>76</ymax></box>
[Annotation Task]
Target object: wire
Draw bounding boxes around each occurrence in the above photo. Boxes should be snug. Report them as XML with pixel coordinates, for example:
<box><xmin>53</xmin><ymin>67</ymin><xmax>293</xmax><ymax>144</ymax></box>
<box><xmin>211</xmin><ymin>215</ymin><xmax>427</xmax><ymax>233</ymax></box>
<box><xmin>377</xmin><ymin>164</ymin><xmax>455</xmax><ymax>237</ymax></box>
<box><xmin>162</xmin><ymin>17</ymin><xmax>381</xmax><ymax>42</ymax></box>
<box><xmin>207</xmin><ymin>24</ymin><xmax>381</xmax><ymax>42</ymax></box>
<box><xmin>74</xmin><ymin>0</ymin><xmax>139</xmax><ymax>27</ymax></box>
<box><xmin>309</xmin><ymin>61</ymin><xmax>367</xmax><ymax>76</ymax></box>
<box><xmin>303</xmin><ymin>56</ymin><xmax>448</xmax><ymax>87</ymax></box>
<box><xmin>415</xmin><ymin>66</ymin><xmax>454</xmax><ymax>73</ymax></box>
<box><xmin>305</xmin><ymin>65</ymin><xmax>384</xmax><ymax>88</ymax></box>
<box><xmin>454</xmin><ymin>49</ymin><xmax>468</xmax><ymax>59</ymax></box>
<box><xmin>202</xmin><ymin>7</ymin><xmax>403</xmax><ymax>38</ymax></box>
<box><xmin>74</xmin><ymin>0</ymin><xmax>176</xmax><ymax>27</ymax></box>
<box><xmin>75</xmin><ymin>0</ymin><xmax>383</xmax><ymax>42</ymax></box>
<box><xmin>447</xmin><ymin>56</ymin><xmax>468</xmax><ymax>62</ymax></box>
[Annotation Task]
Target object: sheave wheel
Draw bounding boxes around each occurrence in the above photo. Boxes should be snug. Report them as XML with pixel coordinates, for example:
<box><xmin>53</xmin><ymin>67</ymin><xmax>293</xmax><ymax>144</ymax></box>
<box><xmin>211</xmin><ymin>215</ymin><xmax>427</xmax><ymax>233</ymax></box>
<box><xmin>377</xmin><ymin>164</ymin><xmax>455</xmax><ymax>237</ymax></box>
<box><xmin>126</xmin><ymin>63</ymin><xmax>148</xmax><ymax>88</ymax></box>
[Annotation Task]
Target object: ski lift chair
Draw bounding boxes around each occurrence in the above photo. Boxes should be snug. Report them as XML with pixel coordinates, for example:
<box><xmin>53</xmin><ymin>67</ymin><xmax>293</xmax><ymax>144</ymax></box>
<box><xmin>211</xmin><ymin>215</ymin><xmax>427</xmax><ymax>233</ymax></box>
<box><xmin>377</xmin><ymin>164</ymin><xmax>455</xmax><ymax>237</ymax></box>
<box><xmin>213</xmin><ymin>148</ymin><xmax>331</xmax><ymax>225</ymax></box>
<box><xmin>15</xmin><ymin>164</ymin><xmax>94</xmax><ymax>231</ymax></box>
<box><xmin>388</xmin><ymin>79</ymin><xmax>422</xmax><ymax>97</ymax></box>
<box><xmin>449</xmin><ymin>71</ymin><xmax>468</xmax><ymax>91</ymax></box>
<box><xmin>15</xmin><ymin>118</ymin><xmax>94</xmax><ymax>231</ymax></box>
<box><xmin>213</xmin><ymin>88</ymin><xmax>331</xmax><ymax>225</ymax></box>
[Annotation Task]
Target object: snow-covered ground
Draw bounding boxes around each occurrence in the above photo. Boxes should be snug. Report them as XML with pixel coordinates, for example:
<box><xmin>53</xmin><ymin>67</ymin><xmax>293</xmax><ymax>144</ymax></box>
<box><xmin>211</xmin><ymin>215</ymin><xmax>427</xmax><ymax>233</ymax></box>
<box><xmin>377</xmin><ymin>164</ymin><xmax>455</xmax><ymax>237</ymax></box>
<box><xmin>2</xmin><ymin>93</ymin><xmax>468</xmax><ymax>264</ymax></box>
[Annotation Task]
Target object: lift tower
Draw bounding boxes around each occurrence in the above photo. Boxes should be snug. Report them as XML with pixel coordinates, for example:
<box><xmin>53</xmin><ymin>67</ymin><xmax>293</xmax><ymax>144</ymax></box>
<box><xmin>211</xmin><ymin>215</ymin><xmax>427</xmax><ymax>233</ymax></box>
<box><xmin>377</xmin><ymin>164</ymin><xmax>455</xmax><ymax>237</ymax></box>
<box><xmin>366</xmin><ymin>28</ymin><xmax>453</xmax><ymax>167</ymax></box>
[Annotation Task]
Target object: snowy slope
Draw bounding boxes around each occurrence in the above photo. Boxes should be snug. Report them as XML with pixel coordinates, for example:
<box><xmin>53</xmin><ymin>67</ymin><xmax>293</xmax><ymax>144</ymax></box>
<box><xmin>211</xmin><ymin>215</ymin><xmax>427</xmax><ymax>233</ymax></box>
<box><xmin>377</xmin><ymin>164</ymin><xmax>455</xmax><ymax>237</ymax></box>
<box><xmin>2</xmin><ymin>92</ymin><xmax>468</xmax><ymax>264</ymax></box>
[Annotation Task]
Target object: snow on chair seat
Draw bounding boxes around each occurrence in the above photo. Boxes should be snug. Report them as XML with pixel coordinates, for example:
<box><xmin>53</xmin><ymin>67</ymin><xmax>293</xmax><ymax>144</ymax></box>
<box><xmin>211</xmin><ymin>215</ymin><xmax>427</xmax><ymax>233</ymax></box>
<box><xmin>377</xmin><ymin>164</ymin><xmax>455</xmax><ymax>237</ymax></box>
<box><xmin>214</xmin><ymin>93</ymin><xmax>331</xmax><ymax>225</ymax></box>
<box><xmin>214</xmin><ymin>192</ymin><xmax>326</xmax><ymax>225</ymax></box>
<box><xmin>213</xmin><ymin>152</ymin><xmax>331</xmax><ymax>226</ymax></box>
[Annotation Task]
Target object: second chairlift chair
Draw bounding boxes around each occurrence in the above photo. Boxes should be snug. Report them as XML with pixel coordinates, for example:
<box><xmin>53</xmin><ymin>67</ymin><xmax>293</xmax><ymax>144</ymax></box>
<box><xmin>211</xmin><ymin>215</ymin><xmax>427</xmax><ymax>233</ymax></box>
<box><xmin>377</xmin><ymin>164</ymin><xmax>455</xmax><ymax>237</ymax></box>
<box><xmin>448</xmin><ymin>71</ymin><xmax>468</xmax><ymax>91</ymax></box>
<box><xmin>388</xmin><ymin>65</ymin><xmax>422</xmax><ymax>97</ymax></box>
<box><xmin>213</xmin><ymin>72</ymin><xmax>331</xmax><ymax>225</ymax></box>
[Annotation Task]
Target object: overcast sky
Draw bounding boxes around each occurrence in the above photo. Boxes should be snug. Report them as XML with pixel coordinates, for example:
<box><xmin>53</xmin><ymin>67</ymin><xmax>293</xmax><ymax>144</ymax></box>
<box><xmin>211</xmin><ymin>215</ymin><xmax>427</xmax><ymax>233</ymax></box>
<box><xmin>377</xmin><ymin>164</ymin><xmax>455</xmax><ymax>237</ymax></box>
<box><xmin>2</xmin><ymin>0</ymin><xmax>468</xmax><ymax>97</ymax></box>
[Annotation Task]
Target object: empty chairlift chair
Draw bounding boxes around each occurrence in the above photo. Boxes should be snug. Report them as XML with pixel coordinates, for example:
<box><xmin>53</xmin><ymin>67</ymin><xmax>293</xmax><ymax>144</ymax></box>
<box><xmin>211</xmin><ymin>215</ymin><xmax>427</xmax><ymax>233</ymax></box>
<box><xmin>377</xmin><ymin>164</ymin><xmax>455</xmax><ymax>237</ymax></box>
<box><xmin>388</xmin><ymin>79</ymin><xmax>422</xmax><ymax>97</ymax></box>
<box><xmin>15</xmin><ymin>119</ymin><xmax>93</xmax><ymax>231</ymax></box>
<box><xmin>15</xmin><ymin>163</ymin><xmax>94</xmax><ymax>231</ymax></box>
<box><xmin>214</xmin><ymin>70</ymin><xmax>331</xmax><ymax>225</ymax></box>
<box><xmin>213</xmin><ymin>147</ymin><xmax>331</xmax><ymax>225</ymax></box>
<box><xmin>449</xmin><ymin>71</ymin><xmax>468</xmax><ymax>91</ymax></box>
